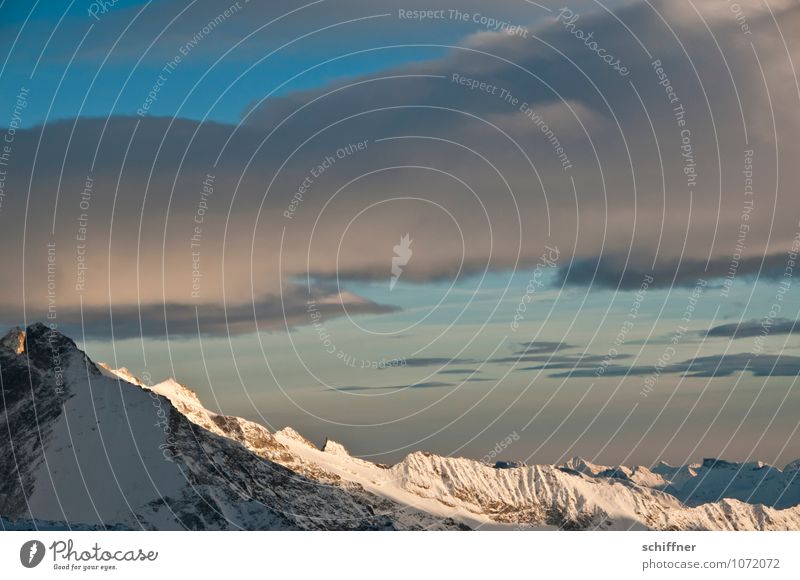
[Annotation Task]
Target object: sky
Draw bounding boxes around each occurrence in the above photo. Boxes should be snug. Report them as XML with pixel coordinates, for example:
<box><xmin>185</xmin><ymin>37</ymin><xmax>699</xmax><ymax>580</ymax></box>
<box><xmin>1</xmin><ymin>0</ymin><xmax>799</xmax><ymax>467</ymax></box>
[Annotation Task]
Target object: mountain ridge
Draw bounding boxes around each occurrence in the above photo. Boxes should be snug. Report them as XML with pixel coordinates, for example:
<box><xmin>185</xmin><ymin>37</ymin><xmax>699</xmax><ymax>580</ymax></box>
<box><xmin>2</xmin><ymin>324</ymin><xmax>800</xmax><ymax>531</ymax></box>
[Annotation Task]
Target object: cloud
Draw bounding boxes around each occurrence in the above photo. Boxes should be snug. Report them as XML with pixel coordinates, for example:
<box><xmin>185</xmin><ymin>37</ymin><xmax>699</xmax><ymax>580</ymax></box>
<box><xmin>330</xmin><ymin>375</ymin><xmax>494</xmax><ymax>391</ymax></box>
<box><xmin>514</xmin><ymin>341</ymin><xmax>572</xmax><ymax>354</ymax></box>
<box><xmin>0</xmin><ymin>285</ymin><xmax>396</xmax><ymax>340</ymax></box>
<box><xmin>390</xmin><ymin>357</ymin><xmax>480</xmax><ymax>367</ymax></box>
<box><xmin>493</xmin><ymin>353</ymin><xmax>631</xmax><ymax>365</ymax></box>
<box><xmin>547</xmin><ymin>365</ymin><xmax>653</xmax><ymax>378</ymax></box>
<box><xmin>2</xmin><ymin>0</ymin><xmax>800</xmax><ymax>340</ymax></box>
<box><xmin>329</xmin><ymin>381</ymin><xmax>452</xmax><ymax>392</ymax></box>
<box><xmin>706</xmin><ymin>318</ymin><xmax>798</xmax><ymax>339</ymax></box>
<box><xmin>556</xmin><ymin>254</ymin><xmax>791</xmax><ymax>290</ymax></box>
<box><xmin>677</xmin><ymin>354</ymin><xmax>800</xmax><ymax>377</ymax></box>
<box><xmin>241</xmin><ymin>0</ymin><xmax>800</xmax><ymax>291</ymax></box>
<box><xmin>548</xmin><ymin>353</ymin><xmax>800</xmax><ymax>378</ymax></box>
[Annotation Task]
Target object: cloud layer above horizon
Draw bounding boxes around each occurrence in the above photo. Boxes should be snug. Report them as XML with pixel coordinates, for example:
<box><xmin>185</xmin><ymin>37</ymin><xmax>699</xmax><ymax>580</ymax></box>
<box><xmin>0</xmin><ymin>0</ymin><xmax>798</xmax><ymax>341</ymax></box>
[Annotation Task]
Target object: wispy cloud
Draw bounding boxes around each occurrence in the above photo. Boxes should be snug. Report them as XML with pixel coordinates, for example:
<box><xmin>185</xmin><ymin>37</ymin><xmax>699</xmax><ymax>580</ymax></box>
<box><xmin>389</xmin><ymin>357</ymin><xmax>480</xmax><ymax>368</ymax></box>
<box><xmin>706</xmin><ymin>318</ymin><xmax>798</xmax><ymax>339</ymax></box>
<box><xmin>328</xmin><ymin>381</ymin><xmax>453</xmax><ymax>392</ymax></box>
<box><xmin>548</xmin><ymin>353</ymin><xmax>800</xmax><ymax>378</ymax></box>
<box><xmin>555</xmin><ymin>254</ymin><xmax>790</xmax><ymax>290</ymax></box>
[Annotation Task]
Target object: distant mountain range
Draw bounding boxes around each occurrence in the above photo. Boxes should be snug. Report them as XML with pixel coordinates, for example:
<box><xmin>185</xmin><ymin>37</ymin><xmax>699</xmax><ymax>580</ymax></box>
<box><xmin>2</xmin><ymin>324</ymin><xmax>799</xmax><ymax>530</ymax></box>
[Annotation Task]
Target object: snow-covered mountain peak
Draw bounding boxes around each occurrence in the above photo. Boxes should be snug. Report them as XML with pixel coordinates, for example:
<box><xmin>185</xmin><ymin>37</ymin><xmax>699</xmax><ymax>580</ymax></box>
<box><xmin>24</xmin><ymin>321</ymin><xmax>62</xmax><ymax>342</ymax></box>
<box><xmin>561</xmin><ymin>456</ymin><xmax>608</xmax><ymax>475</ymax></box>
<box><xmin>654</xmin><ymin>460</ymin><xmax>675</xmax><ymax>470</ymax></box>
<box><xmin>150</xmin><ymin>377</ymin><xmax>203</xmax><ymax>409</ymax></box>
<box><xmin>784</xmin><ymin>459</ymin><xmax>800</xmax><ymax>472</ymax></box>
<box><xmin>22</xmin><ymin>322</ymin><xmax>86</xmax><ymax>362</ymax></box>
<box><xmin>322</xmin><ymin>438</ymin><xmax>351</xmax><ymax>456</ymax></box>
<box><xmin>275</xmin><ymin>426</ymin><xmax>317</xmax><ymax>448</ymax></box>
<box><xmin>97</xmin><ymin>362</ymin><xmax>146</xmax><ymax>387</ymax></box>
<box><xmin>98</xmin><ymin>363</ymin><xmax>206</xmax><ymax>419</ymax></box>
<box><xmin>0</xmin><ymin>326</ymin><xmax>25</xmax><ymax>355</ymax></box>
<box><xmin>702</xmin><ymin>458</ymin><xmax>738</xmax><ymax>469</ymax></box>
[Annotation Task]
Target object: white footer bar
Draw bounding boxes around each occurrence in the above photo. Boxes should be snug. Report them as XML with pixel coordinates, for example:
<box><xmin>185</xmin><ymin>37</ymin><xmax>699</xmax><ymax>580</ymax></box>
<box><xmin>1</xmin><ymin>531</ymin><xmax>798</xmax><ymax>578</ymax></box>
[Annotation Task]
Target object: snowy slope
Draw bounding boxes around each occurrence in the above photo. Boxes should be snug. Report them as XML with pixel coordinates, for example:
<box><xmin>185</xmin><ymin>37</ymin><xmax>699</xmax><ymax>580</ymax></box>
<box><xmin>1</xmin><ymin>324</ymin><xmax>185</xmax><ymax>525</ymax></box>
<box><xmin>653</xmin><ymin>459</ymin><xmax>800</xmax><ymax>508</ymax></box>
<box><xmin>563</xmin><ymin>457</ymin><xmax>800</xmax><ymax>509</ymax></box>
<box><xmin>0</xmin><ymin>325</ymin><xmax>459</xmax><ymax>530</ymax></box>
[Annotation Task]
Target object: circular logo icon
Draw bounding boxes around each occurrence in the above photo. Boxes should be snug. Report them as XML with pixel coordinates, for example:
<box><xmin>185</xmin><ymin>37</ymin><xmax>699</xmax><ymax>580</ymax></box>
<box><xmin>19</xmin><ymin>540</ymin><xmax>46</xmax><ymax>568</ymax></box>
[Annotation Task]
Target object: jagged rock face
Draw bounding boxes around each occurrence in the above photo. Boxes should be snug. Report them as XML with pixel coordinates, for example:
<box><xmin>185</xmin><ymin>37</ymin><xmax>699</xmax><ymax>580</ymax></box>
<box><xmin>2</xmin><ymin>324</ymin><xmax>800</xmax><ymax>531</ymax></box>
<box><xmin>0</xmin><ymin>323</ymin><xmax>79</xmax><ymax>519</ymax></box>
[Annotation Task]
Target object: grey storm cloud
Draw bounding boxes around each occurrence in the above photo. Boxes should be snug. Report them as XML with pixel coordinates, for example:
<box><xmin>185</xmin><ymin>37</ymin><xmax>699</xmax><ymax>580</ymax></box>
<box><xmin>240</xmin><ymin>0</ymin><xmax>800</xmax><ymax>290</ymax></box>
<box><xmin>2</xmin><ymin>0</ymin><xmax>799</xmax><ymax>337</ymax></box>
